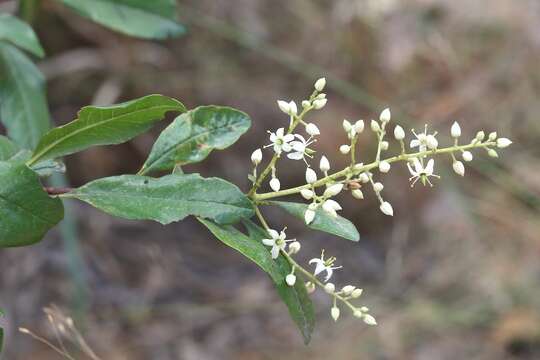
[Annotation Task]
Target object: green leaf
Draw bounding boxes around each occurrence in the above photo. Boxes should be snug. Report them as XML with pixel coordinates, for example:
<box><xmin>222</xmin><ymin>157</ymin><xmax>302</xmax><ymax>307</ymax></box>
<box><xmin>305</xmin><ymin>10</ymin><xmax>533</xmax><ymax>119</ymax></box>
<box><xmin>140</xmin><ymin>106</ymin><xmax>251</xmax><ymax>175</ymax></box>
<box><xmin>0</xmin><ymin>43</ymin><xmax>51</xmax><ymax>148</ymax></box>
<box><xmin>67</xmin><ymin>173</ymin><xmax>253</xmax><ymax>225</ymax></box>
<box><xmin>268</xmin><ymin>201</ymin><xmax>360</xmax><ymax>242</ymax></box>
<box><xmin>58</xmin><ymin>0</ymin><xmax>185</xmax><ymax>39</ymax></box>
<box><xmin>0</xmin><ymin>160</ymin><xmax>64</xmax><ymax>247</ymax></box>
<box><xmin>0</xmin><ymin>135</ymin><xmax>19</xmax><ymax>160</ymax></box>
<box><xmin>29</xmin><ymin>95</ymin><xmax>186</xmax><ymax>165</ymax></box>
<box><xmin>243</xmin><ymin>220</ymin><xmax>316</xmax><ymax>344</ymax></box>
<box><xmin>0</xmin><ymin>13</ymin><xmax>45</xmax><ymax>57</ymax></box>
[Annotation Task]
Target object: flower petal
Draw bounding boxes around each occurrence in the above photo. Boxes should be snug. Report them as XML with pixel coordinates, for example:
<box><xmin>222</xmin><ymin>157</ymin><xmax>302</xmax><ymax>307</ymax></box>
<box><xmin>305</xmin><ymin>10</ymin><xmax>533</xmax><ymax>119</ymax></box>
<box><xmin>267</xmin><ymin>229</ymin><xmax>280</xmax><ymax>239</ymax></box>
<box><xmin>271</xmin><ymin>245</ymin><xmax>280</xmax><ymax>259</ymax></box>
<box><xmin>287</xmin><ymin>152</ymin><xmax>304</xmax><ymax>160</ymax></box>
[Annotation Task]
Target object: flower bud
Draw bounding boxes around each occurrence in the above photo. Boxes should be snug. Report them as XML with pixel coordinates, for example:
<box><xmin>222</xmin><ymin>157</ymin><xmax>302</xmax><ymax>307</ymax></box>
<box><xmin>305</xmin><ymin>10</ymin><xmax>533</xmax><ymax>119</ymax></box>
<box><xmin>300</xmin><ymin>189</ymin><xmax>314</xmax><ymax>200</ymax></box>
<box><xmin>339</xmin><ymin>144</ymin><xmax>350</xmax><ymax>154</ymax></box>
<box><xmin>496</xmin><ymin>138</ymin><xmax>512</xmax><ymax>148</ymax></box>
<box><xmin>342</xmin><ymin>285</ymin><xmax>355</xmax><ymax>295</ymax></box>
<box><xmin>380</xmin><ymin>201</ymin><xmax>393</xmax><ymax>216</ymax></box>
<box><xmin>379</xmin><ymin>161</ymin><xmax>391</xmax><ymax>173</ymax></box>
<box><xmin>322</xmin><ymin>199</ymin><xmax>341</xmax><ymax>217</ymax></box>
<box><xmin>331</xmin><ymin>306</ymin><xmax>340</xmax><ymax>321</ymax></box>
<box><xmin>277</xmin><ymin>100</ymin><xmax>290</xmax><ymax>114</ymax></box>
<box><xmin>370</xmin><ymin>120</ymin><xmax>380</xmax><ymax>132</ymax></box>
<box><xmin>305</xmin><ymin>281</ymin><xmax>316</xmax><ymax>294</ymax></box>
<box><xmin>394</xmin><ymin>125</ymin><xmax>405</xmax><ymax>140</ymax></box>
<box><xmin>324</xmin><ymin>283</ymin><xmax>335</xmax><ymax>294</ymax></box>
<box><xmin>462</xmin><ymin>151</ymin><xmax>473</xmax><ymax>162</ymax></box>
<box><xmin>289</xmin><ymin>101</ymin><xmax>298</xmax><ymax>115</ymax></box>
<box><xmin>304</xmin><ymin>209</ymin><xmax>316</xmax><ymax>224</ymax></box>
<box><xmin>451</xmin><ymin>121</ymin><xmax>461</xmax><ymax>138</ymax></box>
<box><xmin>380</xmin><ymin>108</ymin><xmax>391</xmax><ymax>123</ymax></box>
<box><xmin>352</xmin><ymin>189</ymin><xmax>364</xmax><ymax>199</ymax></box>
<box><xmin>452</xmin><ymin>160</ymin><xmax>465</xmax><ymax>176</ymax></box>
<box><xmin>380</xmin><ymin>141</ymin><xmax>389</xmax><ymax>151</ymax></box>
<box><xmin>363</xmin><ymin>314</ymin><xmax>377</xmax><ymax>326</ymax></box>
<box><xmin>426</xmin><ymin>135</ymin><xmax>438</xmax><ymax>149</ymax></box>
<box><xmin>475</xmin><ymin>131</ymin><xmax>485</xmax><ymax>141</ymax></box>
<box><xmin>373</xmin><ymin>182</ymin><xmax>384</xmax><ymax>192</ymax></box>
<box><xmin>319</xmin><ymin>155</ymin><xmax>330</xmax><ymax>172</ymax></box>
<box><xmin>488</xmin><ymin>148</ymin><xmax>498</xmax><ymax>158</ymax></box>
<box><xmin>316</xmin><ymin>93</ymin><xmax>326</xmax><ymax>100</ymax></box>
<box><xmin>324</xmin><ymin>183</ymin><xmax>344</xmax><ymax>197</ymax></box>
<box><xmin>342</xmin><ymin>119</ymin><xmax>352</xmax><ymax>132</ymax></box>
<box><xmin>305</xmin><ymin>167</ymin><xmax>317</xmax><ymax>184</ymax></box>
<box><xmin>314</xmin><ymin>77</ymin><xmax>326</xmax><ymax>91</ymax></box>
<box><xmin>305</xmin><ymin>123</ymin><xmax>320</xmax><ymax>136</ymax></box>
<box><xmin>270</xmin><ymin>177</ymin><xmax>281</xmax><ymax>191</ymax></box>
<box><xmin>289</xmin><ymin>241</ymin><xmax>301</xmax><ymax>254</ymax></box>
<box><xmin>353</xmin><ymin>309</ymin><xmax>363</xmax><ymax>318</ymax></box>
<box><xmin>351</xmin><ymin>288</ymin><xmax>363</xmax><ymax>298</ymax></box>
<box><xmin>312</xmin><ymin>98</ymin><xmax>327</xmax><ymax>110</ymax></box>
<box><xmin>354</xmin><ymin>120</ymin><xmax>365</xmax><ymax>133</ymax></box>
<box><xmin>359</xmin><ymin>173</ymin><xmax>370</xmax><ymax>183</ymax></box>
<box><xmin>301</xmin><ymin>100</ymin><xmax>311</xmax><ymax>108</ymax></box>
<box><xmin>488</xmin><ymin>131</ymin><xmax>497</xmax><ymax>141</ymax></box>
<box><xmin>251</xmin><ymin>148</ymin><xmax>262</xmax><ymax>165</ymax></box>
<box><xmin>286</xmin><ymin>274</ymin><xmax>296</xmax><ymax>286</ymax></box>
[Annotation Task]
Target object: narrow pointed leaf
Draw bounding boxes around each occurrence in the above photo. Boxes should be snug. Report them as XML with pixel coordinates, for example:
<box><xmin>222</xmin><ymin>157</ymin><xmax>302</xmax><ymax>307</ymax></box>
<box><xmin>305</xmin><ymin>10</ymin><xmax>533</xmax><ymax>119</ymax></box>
<box><xmin>30</xmin><ymin>95</ymin><xmax>185</xmax><ymax>164</ymax></box>
<box><xmin>243</xmin><ymin>220</ymin><xmax>316</xmax><ymax>344</ymax></box>
<box><xmin>0</xmin><ymin>13</ymin><xmax>45</xmax><ymax>57</ymax></box>
<box><xmin>140</xmin><ymin>106</ymin><xmax>251</xmax><ymax>174</ymax></box>
<box><xmin>268</xmin><ymin>201</ymin><xmax>360</xmax><ymax>241</ymax></box>
<box><xmin>58</xmin><ymin>0</ymin><xmax>185</xmax><ymax>39</ymax></box>
<box><xmin>0</xmin><ymin>160</ymin><xmax>64</xmax><ymax>247</ymax></box>
<box><xmin>67</xmin><ymin>173</ymin><xmax>253</xmax><ymax>225</ymax></box>
<box><xmin>0</xmin><ymin>43</ymin><xmax>50</xmax><ymax>148</ymax></box>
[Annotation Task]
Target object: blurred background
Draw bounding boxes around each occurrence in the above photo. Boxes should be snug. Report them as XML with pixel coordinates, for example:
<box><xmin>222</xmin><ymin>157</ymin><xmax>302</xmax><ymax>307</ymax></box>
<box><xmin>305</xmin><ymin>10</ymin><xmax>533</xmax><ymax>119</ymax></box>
<box><xmin>1</xmin><ymin>0</ymin><xmax>540</xmax><ymax>359</ymax></box>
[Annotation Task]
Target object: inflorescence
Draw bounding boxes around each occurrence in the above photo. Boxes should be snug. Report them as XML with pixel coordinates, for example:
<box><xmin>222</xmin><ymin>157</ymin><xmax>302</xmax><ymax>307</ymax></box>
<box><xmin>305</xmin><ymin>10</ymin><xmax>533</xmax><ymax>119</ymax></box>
<box><xmin>247</xmin><ymin>77</ymin><xmax>511</xmax><ymax>325</ymax></box>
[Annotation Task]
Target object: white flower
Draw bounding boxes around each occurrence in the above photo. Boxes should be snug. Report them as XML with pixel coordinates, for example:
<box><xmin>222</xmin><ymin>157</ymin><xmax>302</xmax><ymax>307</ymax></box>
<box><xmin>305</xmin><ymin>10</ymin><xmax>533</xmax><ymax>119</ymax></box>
<box><xmin>304</xmin><ymin>209</ymin><xmax>316</xmax><ymax>224</ymax></box>
<box><xmin>380</xmin><ymin>141</ymin><xmax>389</xmax><ymax>151</ymax></box>
<box><xmin>305</xmin><ymin>167</ymin><xmax>317</xmax><ymax>184</ymax></box>
<box><xmin>309</xmin><ymin>250</ymin><xmax>341</xmax><ymax>282</ymax></box>
<box><xmin>289</xmin><ymin>241</ymin><xmax>301</xmax><ymax>254</ymax></box>
<box><xmin>267</xmin><ymin>128</ymin><xmax>294</xmax><ymax>154</ymax></box>
<box><xmin>324</xmin><ymin>283</ymin><xmax>335</xmax><ymax>294</ymax></box>
<box><xmin>339</xmin><ymin>144</ymin><xmax>350</xmax><ymax>154</ymax></box>
<box><xmin>342</xmin><ymin>119</ymin><xmax>352</xmax><ymax>132</ymax></box>
<box><xmin>488</xmin><ymin>149</ymin><xmax>498</xmax><ymax>158</ymax></box>
<box><xmin>394</xmin><ymin>125</ymin><xmax>405</xmax><ymax>140</ymax></box>
<box><xmin>262</xmin><ymin>228</ymin><xmax>294</xmax><ymax>259</ymax></box>
<box><xmin>453</xmin><ymin>160</ymin><xmax>465</xmax><ymax>176</ymax></box>
<box><xmin>451</xmin><ymin>121</ymin><xmax>462</xmax><ymax>138</ymax></box>
<box><xmin>319</xmin><ymin>155</ymin><xmax>330</xmax><ymax>172</ymax></box>
<box><xmin>288</xmin><ymin>101</ymin><xmax>298</xmax><ymax>115</ymax></box>
<box><xmin>302</xmin><ymin>100</ymin><xmax>310</xmax><ymax>108</ymax></box>
<box><xmin>359</xmin><ymin>173</ymin><xmax>370</xmax><ymax>183</ymax></box>
<box><xmin>488</xmin><ymin>132</ymin><xmax>497</xmax><ymax>141</ymax></box>
<box><xmin>351</xmin><ymin>288</ymin><xmax>363</xmax><ymax>298</ymax></box>
<box><xmin>314</xmin><ymin>77</ymin><xmax>326</xmax><ymax>91</ymax></box>
<box><xmin>331</xmin><ymin>306</ymin><xmax>340</xmax><ymax>321</ymax></box>
<box><xmin>286</xmin><ymin>273</ymin><xmax>296</xmax><ymax>286</ymax></box>
<box><xmin>496</xmin><ymin>138</ymin><xmax>512</xmax><ymax>148</ymax></box>
<box><xmin>305</xmin><ymin>123</ymin><xmax>320</xmax><ymax>136</ymax></box>
<box><xmin>462</xmin><ymin>151</ymin><xmax>473</xmax><ymax>162</ymax></box>
<box><xmin>379</xmin><ymin>161</ymin><xmax>391</xmax><ymax>173</ymax></box>
<box><xmin>324</xmin><ymin>183</ymin><xmax>343</xmax><ymax>197</ymax></box>
<box><xmin>287</xmin><ymin>134</ymin><xmax>315</xmax><ymax>161</ymax></box>
<box><xmin>373</xmin><ymin>182</ymin><xmax>384</xmax><ymax>192</ymax></box>
<box><xmin>407</xmin><ymin>158</ymin><xmax>439</xmax><ymax>187</ymax></box>
<box><xmin>370</xmin><ymin>120</ymin><xmax>380</xmax><ymax>132</ymax></box>
<box><xmin>380</xmin><ymin>108</ymin><xmax>391</xmax><ymax>123</ymax></box>
<box><xmin>312</xmin><ymin>98</ymin><xmax>327</xmax><ymax>109</ymax></box>
<box><xmin>476</xmin><ymin>131</ymin><xmax>485</xmax><ymax>141</ymax></box>
<box><xmin>380</xmin><ymin>201</ymin><xmax>393</xmax><ymax>216</ymax></box>
<box><xmin>251</xmin><ymin>148</ymin><xmax>262</xmax><ymax>165</ymax></box>
<box><xmin>269</xmin><ymin>177</ymin><xmax>281</xmax><ymax>192</ymax></box>
<box><xmin>354</xmin><ymin>120</ymin><xmax>365</xmax><ymax>133</ymax></box>
<box><xmin>300</xmin><ymin>189</ymin><xmax>314</xmax><ymax>200</ymax></box>
<box><xmin>363</xmin><ymin>314</ymin><xmax>377</xmax><ymax>325</ymax></box>
<box><xmin>352</xmin><ymin>189</ymin><xmax>364</xmax><ymax>199</ymax></box>
<box><xmin>410</xmin><ymin>125</ymin><xmax>438</xmax><ymax>151</ymax></box>
<box><xmin>322</xmin><ymin>199</ymin><xmax>342</xmax><ymax>217</ymax></box>
<box><xmin>306</xmin><ymin>281</ymin><xmax>316</xmax><ymax>293</ymax></box>
<box><xmin>342</xmin><ymin>285</ymin><xmax>355</xmax><ymax>295</ymax></box>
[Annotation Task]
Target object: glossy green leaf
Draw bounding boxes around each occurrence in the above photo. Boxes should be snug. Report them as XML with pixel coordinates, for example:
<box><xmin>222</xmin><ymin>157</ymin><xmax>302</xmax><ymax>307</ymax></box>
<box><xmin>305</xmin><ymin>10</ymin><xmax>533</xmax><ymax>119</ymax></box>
<box><xmin>58</xmin><ymin>0</ymin><xmax>185</xmax><ymax>39</ymax></box>
<box><xmin>0</xmin><ymin>43</ymin><xmax>50</xmax><ymax>148</ymax></box>
<box><xmin>68</xmin><ymin>173</ymin><xmax>253</xmax><ymax>225</ymax></box>
<box><xmin>30</xmin><ymin>95</ymin><xmax>185</xmax><ymax>165</ymax></box>
<box><xmin>140</xmin><ymin>106</ymin><xmax>251</xmax><ymax>175</ymax></box>
<box><xmin>0</xmin><ymin>135</ymin><xmax>19</xmax><ymax>160</ymax></box>
<box><xmin>268</xmin><ymin>201</ymin><xmax>360</xmax><ymax>241</ymax></box>
<box><xmin>243</xmin><ymin>220</ymin><xmax>316</xmax><ymax>344</ymax></box>
<box><xmin>0</xmin><ymin>160</ymin><xmax>64</xmax><ymax>247</ymax></box>
<box><xmin>0</xmin><ymin>13</ymin><xmax>44</xmax><ymax>57</ymax></box>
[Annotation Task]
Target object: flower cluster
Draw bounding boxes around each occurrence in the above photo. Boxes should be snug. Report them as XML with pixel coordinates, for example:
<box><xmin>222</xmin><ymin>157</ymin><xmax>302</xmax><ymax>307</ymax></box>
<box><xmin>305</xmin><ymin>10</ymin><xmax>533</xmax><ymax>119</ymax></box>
<box><xmin>247</xmin><ymin>77</ymin><xmax>511</xmax><ymax>325</ymax></box>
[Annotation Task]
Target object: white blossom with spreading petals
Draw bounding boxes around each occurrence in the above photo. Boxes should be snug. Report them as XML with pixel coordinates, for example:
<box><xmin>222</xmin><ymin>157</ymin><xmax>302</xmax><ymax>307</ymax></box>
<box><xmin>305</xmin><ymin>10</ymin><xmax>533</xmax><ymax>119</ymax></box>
<box><xmin>410</xmin><ymin>125</ymin><xmax>439</xmax><ymax>151</ymax></box>
<box><xmin>407</xmin><ymin>158</ymin><xmax>440</xmax><ymax>187</ymax></box>
<box><xmin>267</xmin><ymin>128</ymin><xmax>294</xmax><ymax>154</ymax></box>
<box><xmin>309</xmin><ymin>251</ymin><xmax>342</xmax><ymax>282</ymax></box>
<box><xmin>262</xmin><ymin>229</ymin><xmax>294</xmax><ymax>259</ymax></box>
<box><xmin>287</xmin><ymin>134</ymin><xmax>315</xmax><ymax>161</ymax></box>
